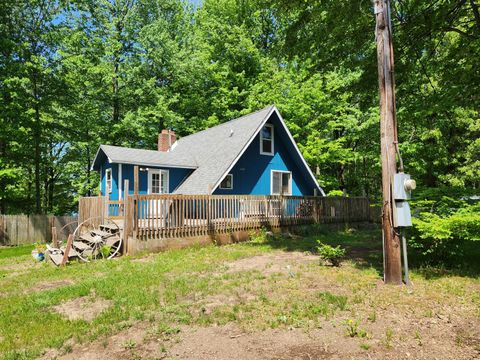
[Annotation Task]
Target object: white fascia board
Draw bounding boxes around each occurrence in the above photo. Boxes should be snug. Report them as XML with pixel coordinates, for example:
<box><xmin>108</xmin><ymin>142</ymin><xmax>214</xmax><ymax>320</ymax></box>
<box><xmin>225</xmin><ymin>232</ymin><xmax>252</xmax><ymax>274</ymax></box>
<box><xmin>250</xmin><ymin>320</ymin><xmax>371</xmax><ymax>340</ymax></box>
<box><xmin>112</xmin><ymin>160</ymin><xmax>198</xmax><ymax>170</ymax></box>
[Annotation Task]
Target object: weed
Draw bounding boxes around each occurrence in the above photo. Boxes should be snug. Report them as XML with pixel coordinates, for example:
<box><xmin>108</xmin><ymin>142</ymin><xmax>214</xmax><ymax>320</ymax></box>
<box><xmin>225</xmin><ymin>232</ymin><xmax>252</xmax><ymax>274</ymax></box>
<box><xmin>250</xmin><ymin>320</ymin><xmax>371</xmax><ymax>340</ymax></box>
<box><xmin>317</xmin><ymin>291</ymin><xmax>348</xmax><ymax>311</ymax></box>
<box><xmin>249</xmin><ymin>227</ymin><xmax>269</xmax><ymax>243</ymax></box>
<box><xmin>60</xmin><ymin>343</ymin><xmax>72</xmax><ymax>355</ymax></box>
<box><xmin>360</xmin><ymin>342</ymin><xmax>370</xmax><ymax>350</ymax></box>
<box><xmin>414</xmin><ymin>330</ymin><xmax>423</xmax><ymax>346</ymax></box>
<box><xmin>317</xmin><ymin>241</ymin><xmax>346</xmax><ymax>266</ymax></box>
<box><xmin>155</xmin><ymin>324</ymin><xmax>181</xmax><ymax>336</ymax></box>
<box><xmin>367</xmin><ymin>311</ymin><xmax>376</xmax><ymax>322</ymax></box>
<box><xmin>277</xmin><ymin>315</ymin><xmax>288</xmax><ymax>324</ymax></box>
<box><xmin>382</xmin><ymin>328</ymin><xmax>394</xmax><ymax>348</ymax></box>
<box><xmin>344</xmin><ymin>319</ymin><xmax>367</xmax><ymax>338</ymax></box>
<box><xmin>123</xmin><ymin>339</ymin><xmax>137</xmax><ymax>350</ymax></box>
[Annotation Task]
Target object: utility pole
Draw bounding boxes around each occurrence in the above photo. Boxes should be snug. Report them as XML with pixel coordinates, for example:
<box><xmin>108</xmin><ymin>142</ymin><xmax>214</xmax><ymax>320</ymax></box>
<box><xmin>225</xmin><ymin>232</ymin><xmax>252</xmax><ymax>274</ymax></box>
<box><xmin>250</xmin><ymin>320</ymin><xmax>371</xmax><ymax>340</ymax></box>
<box><xmin>373</xmin><ymin>0</ymin><xmax>403</xmax><ymax>284</ymax></box>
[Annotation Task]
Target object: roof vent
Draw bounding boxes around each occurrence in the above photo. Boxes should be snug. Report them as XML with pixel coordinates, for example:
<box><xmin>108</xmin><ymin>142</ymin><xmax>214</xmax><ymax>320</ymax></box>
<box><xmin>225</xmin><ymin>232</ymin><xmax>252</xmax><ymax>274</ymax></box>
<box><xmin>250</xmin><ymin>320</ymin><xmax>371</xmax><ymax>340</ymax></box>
<box><xmin>229</xmin><ymin>129</ymin><xmax>234</xmax><ymax>137</ymax></box>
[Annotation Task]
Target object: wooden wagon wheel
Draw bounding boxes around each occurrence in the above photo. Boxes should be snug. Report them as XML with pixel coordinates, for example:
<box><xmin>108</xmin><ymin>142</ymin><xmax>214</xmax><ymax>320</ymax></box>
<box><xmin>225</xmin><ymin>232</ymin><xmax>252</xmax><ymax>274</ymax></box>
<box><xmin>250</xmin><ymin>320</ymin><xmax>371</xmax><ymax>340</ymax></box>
<box><xmin>72</xmin><ymin>217</ymin><xmax>122</xmax><ymax>262</ymax></box>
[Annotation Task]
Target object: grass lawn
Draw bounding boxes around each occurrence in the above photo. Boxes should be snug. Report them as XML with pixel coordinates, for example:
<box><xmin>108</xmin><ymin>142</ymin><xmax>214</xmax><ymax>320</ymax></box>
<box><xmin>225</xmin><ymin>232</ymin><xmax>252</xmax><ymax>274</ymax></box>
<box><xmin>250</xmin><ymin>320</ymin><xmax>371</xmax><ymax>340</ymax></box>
<box><xmin>0</xmin><ymin>226</ymin><xmax>479</xmax><ymax>359</ymax></box>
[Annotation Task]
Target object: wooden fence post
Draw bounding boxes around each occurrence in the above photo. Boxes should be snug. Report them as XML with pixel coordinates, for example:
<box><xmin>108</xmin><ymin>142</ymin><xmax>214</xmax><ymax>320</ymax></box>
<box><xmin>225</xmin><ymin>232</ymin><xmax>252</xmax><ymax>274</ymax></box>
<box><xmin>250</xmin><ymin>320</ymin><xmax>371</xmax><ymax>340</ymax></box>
<box><xmin>51</xmin><ymin>227</ymin><xmax>58</xmax><ymax>247</ymax></box>
<box><xmin>0</xmin><ymin>215</ymin><xmax>4</xmax><ymax>245</ymax></box>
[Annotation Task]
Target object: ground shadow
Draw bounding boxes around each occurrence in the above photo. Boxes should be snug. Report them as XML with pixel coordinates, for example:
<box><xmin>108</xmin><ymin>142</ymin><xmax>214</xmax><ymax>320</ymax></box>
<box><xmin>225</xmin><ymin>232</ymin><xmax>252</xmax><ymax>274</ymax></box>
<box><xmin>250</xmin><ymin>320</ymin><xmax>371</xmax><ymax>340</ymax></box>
<box><xmin>249</xmin><ymin>224</ymin><xmax>480</xmax><ymax>280</ymax></box>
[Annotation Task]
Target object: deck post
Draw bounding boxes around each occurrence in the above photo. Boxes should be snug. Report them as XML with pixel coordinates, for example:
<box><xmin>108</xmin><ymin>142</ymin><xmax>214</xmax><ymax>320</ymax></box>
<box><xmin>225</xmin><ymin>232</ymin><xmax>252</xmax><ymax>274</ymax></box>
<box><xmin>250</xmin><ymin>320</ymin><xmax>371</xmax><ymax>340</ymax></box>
<box><xmin>133</xmin><ymin>166</ymin><xmax>139</xmax><ymax>245</ymax></box>
<box><xmin>123</xmin><ymin>179</ymin><xmax>130</xmax><ymax>255</ymax></box>
<box><xmin>207</xmin><ymin>184</ymin><xmax>212</xmax><ymax>235</ymax></box>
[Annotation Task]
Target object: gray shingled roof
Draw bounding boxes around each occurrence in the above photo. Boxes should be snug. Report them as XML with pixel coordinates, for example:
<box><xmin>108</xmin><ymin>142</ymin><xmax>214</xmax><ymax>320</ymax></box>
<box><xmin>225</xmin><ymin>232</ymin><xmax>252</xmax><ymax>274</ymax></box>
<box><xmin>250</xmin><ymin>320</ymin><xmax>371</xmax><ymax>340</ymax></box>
<box><xmin>172</xmin><ymin>105</ymin><xmax>275</xmax><ymax>194</ymax></box>
<box><xmin>92</xmin><ymin>145</ymin><xmax>198</xmax><ymax>170</ymax></box>
<box><xmin>92</xmin><ymin>105</ymin><xmax>322</xmax><ymax>195</ymax></box>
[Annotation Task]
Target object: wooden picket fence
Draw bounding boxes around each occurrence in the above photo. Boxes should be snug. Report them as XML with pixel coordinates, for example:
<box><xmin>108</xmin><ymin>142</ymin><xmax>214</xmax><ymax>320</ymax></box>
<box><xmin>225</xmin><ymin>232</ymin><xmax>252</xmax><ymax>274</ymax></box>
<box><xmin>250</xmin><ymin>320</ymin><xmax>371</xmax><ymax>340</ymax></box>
<box><xmin>0</xmin><ymin>215</ymin><xmax>77</xmax><ymax>246</ymax></box>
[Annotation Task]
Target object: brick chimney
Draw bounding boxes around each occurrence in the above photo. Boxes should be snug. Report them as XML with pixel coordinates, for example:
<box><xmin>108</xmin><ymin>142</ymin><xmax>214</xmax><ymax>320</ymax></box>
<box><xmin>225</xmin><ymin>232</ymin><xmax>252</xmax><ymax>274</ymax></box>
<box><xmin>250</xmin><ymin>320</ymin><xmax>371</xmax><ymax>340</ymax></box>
<box><xmin>158</xmin><ymin>129</ymin><xmax>176</xmax><ymax>152</ymax></box>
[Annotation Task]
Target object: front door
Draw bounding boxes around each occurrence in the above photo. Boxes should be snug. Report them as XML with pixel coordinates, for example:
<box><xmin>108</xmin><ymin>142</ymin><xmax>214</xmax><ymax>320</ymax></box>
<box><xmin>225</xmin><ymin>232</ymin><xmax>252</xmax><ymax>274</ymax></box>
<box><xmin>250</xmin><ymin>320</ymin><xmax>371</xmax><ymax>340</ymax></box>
<box><xmin>148</xmin><ymin>170</ymin><xmax>169</xmax><ymax>217</ymax></box>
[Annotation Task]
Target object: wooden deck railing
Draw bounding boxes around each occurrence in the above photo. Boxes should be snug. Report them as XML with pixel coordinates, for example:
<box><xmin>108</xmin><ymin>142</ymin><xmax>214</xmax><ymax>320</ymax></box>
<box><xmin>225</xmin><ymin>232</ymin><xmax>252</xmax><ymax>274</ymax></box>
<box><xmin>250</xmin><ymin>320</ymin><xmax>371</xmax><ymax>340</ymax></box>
<box><xmin>79</xmin><ymin>194</ymin><xmax>377</xmax><ymax>244</ymax></box>
<box><xmin>129</xmin><ymin>195</ymin><xmax>374</xmax><ymax>241</ymax></box>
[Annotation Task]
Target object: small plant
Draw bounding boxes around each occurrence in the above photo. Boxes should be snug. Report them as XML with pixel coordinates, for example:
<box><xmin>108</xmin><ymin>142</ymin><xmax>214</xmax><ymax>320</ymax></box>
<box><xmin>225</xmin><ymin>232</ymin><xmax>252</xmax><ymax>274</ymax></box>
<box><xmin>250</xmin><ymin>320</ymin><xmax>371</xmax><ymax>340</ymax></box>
<box><xmin>360</xmin><ymin>342</ymin><xmax>370</xmax><ymax>350</ymax></box>
<box><xmin>100</xmin><ymin>245</ymin><xmax>111</xmax><ymax>258</ymax></box>
<box><xmin>61</xmin><ymin>344</ymin><xmax>73</xmax><ymax>354</ymax></box>
<box><xmin>317</xmin><ymin>241</ymin><xmax>346</xmax><ymax>266</ymax></box>
<box><xmin>249</xmin><ymin>227</ymin><xmax>269</xmax><ymax>243</ymax></box>
<box><xmin>415</xmin><ymin>330</ymin><xmax>423</xmax><ymax>346</ymax></box>
<box><xmin>367</xmin><ymin>311</ymin><xmax>376</xmax><ymax>323</ymax></box>
<box><xmin>123</xmin><ymin>339</ymin><xmax>136</xmax><ymax>350</ymax></box>
<box><xmin>34</xmin><ymin>243</ymin><xmax>46</xmax><ymax>254</ymax></box>
<box><xmin>382</xmin><ymin>328</ymin><xmax>394</xmax><ymax>348</ymax></box>
<box><xmin>344</xmin><ymin>319</ymin><xmax>367</xmax><ymax>338</ymax></box>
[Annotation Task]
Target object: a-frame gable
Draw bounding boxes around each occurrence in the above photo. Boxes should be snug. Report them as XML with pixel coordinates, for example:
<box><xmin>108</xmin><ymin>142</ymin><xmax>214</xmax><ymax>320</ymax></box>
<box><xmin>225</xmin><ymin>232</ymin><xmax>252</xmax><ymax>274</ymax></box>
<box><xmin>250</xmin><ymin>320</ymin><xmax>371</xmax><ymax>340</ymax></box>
<box><xmin>211</xmin><ymin>106</ymin><xmax>325</xmax><ymax>196</ymax></box>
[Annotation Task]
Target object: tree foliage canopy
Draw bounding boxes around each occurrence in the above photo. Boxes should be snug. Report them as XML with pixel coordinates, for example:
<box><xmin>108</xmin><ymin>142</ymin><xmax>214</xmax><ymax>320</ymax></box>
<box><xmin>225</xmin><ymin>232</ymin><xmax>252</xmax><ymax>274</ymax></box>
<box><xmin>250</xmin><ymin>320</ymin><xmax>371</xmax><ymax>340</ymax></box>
<box><xmin>0</xmin><ymin>0</ymin><xmax>478</xmax><ymax>214</ymax></box>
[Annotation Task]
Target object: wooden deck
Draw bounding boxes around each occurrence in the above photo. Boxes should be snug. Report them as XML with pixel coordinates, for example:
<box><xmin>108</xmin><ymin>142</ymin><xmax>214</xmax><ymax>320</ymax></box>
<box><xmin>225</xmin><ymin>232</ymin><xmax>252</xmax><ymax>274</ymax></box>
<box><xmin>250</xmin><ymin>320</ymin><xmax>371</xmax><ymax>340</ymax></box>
<box><xmin>79</xmin><ymin>194</ymin><xmax>378</xmax><ymax>245</ymax></box>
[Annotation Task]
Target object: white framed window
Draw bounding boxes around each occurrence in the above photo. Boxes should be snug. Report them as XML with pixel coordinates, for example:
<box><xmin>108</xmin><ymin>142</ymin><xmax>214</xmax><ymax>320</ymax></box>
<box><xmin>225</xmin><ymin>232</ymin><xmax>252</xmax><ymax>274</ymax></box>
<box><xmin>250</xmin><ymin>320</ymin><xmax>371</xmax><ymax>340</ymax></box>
<box><xmin>219</xmin><ymin>174</ymin><xmax>233</xmax><ymax>189</ymax></box>
<box><xmin>105</xmin><ymin>168</ymin><xmax>112</xmax><ymax>194</ymax></box>
<box><xmin>271</xmin><ymin>170</ymin><xmax>292</xmax><ymax>195</ymax></box>
<box><xmin>260</xmin><ymin>124</ymin><xmax>274</xmax><ymax>155</ymax></box>
<box><xmin>148</xmin><ymin>169</ymin><xmax>169</xmax><ymax>194</ymax></box>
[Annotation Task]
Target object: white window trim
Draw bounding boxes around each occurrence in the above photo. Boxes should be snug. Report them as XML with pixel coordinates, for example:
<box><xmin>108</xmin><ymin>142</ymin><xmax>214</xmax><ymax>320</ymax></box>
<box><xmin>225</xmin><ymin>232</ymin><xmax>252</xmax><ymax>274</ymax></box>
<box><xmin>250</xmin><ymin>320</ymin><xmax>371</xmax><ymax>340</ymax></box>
<box><xmin>270</xmin><ymin>170</ymin><xmax>292</xmax><ymax>195</ymax></box>
<box><xmin>118</xmin><ymin>163</ymin><xmax>122</xmax><ymax>199</ymax></box>
<box><xmin>260</xmin><ymin>123</ymin><xmax>274</xmax><ymax>156</ymax></box>
<box><xmin>147</xmin><ymin>169</ymin><xmax>169</xmax><ymax>194</ymax></box>
<box><xmin>105</xmin><ymin>168</ymin><xmax>112</xmax><ymax>194</ymax></box>
<box><xmin>219</xmin><ymin>174</ymin><xmax>233</xmax><ymax>190</ymax></box>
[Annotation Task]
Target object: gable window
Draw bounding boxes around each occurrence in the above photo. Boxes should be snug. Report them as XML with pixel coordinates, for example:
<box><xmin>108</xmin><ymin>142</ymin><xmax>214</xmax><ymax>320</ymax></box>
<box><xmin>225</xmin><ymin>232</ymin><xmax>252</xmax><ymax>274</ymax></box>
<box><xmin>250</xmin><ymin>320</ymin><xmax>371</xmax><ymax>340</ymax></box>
<box><xmin>148</xmin><ymin>169</ymin><xmax>169</xmax><ymax>194</ymax></box>
<box><xmin>105</xmin><ymin>168</ymin><xmax>112</xmax><ymax>194</ymax></box>
<box><xmin>271</xmin><ymin>170</ymin><xmax>292</xmax><ymax>195</ymax></box>
<box><xmin>219</xmin><ymin>174</ymin><xmax>233</xmax><ymax>189</ymax></box>
<box><xmin>260</xmin><ymin>124</ymin><xmax>274</xmax><ymax>155</ymax></box>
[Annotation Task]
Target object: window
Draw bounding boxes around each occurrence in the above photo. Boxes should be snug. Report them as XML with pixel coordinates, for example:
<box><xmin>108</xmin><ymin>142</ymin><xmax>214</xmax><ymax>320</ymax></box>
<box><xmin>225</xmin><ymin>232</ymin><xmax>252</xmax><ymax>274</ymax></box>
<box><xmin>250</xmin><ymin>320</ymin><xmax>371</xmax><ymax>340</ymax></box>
<box><xmin>271</xmin><ymin>171</ymin><xmax>292</xmax><ymax>195</ymax></box>
<box><xmin>260</xmin><ymin>124</ymin><xmax>274</xmax><ymax>155</ymax></box>
<box><xmin>219</xmin><ymin>174</ymin><xmax>233</xmax><ymax>189</ymax></box>
<box><xmin>148</xmin><ymin>170</ymin><xmax>169</xmax><ymax>194</ymax></box>
<box><xmin>105</xmin><ymin>168</ymin><xmax>112</xmax><ymax>193</ymax></box>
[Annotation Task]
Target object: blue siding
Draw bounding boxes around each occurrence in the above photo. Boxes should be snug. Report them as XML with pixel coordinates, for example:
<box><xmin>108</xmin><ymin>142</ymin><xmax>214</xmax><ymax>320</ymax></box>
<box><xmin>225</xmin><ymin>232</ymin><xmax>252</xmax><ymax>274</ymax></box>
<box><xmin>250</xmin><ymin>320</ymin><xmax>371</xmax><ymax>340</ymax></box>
<box><xmin>100</xmin><ymin>163</ymin><xmax>118</xmax><ymax>199</ymax></box>
<box><xmin>214</xmin><ymin>115</ymin><xmax>316</xmax><ymax>196</ymax></box>
<box><xmin>100</xmin><ymin>163</ymin><xmax>193</xmax><ymax>200</ymax></box>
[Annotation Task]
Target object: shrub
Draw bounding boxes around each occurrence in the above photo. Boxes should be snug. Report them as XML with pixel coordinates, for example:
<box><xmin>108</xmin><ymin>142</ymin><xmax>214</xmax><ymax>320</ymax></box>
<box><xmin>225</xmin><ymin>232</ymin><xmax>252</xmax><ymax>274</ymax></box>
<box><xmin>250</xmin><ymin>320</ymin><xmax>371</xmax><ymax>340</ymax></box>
<box><xmin>410</xmin><ymin>204</ymin><xmax>480</xmax><ymax>263</ymax></box>
<box><xmin>249</xmin><ymin>227</ymin><xmax>269</xmax><ymax>243</ymax></box>
<box><xmin>316</xmin><ymin>241</ymin><xmax>346</xmax><ymax>266</ymax></box>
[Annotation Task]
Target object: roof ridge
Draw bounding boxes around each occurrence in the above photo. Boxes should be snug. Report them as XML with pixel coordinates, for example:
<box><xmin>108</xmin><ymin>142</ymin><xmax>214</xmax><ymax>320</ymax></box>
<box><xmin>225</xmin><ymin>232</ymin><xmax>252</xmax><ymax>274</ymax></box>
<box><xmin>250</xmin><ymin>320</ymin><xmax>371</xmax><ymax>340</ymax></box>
<box><xmin>175</xmin><ymin>105</ymin><xmax>275</xmax><ymax>144</ymax></box>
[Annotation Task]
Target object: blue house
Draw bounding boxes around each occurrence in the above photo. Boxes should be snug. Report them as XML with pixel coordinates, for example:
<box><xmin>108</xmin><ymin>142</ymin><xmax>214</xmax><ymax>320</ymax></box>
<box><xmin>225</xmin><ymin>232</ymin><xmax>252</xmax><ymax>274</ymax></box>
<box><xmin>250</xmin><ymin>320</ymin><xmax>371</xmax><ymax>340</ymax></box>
<box><xmin>92</xmin><ymin>105</ymin><xmax>324</xmax><ymax>199</ymax></box>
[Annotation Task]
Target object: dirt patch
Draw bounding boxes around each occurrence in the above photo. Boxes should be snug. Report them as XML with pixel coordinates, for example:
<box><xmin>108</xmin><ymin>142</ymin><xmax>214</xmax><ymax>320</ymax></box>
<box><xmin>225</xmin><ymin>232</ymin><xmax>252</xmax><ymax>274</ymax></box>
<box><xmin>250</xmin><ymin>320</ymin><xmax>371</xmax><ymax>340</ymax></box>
<box><xmin>224</xmin><ymin>251</ymin><xmax>318</xmax><ymax>275</ymax></box>
<box><xmin>52</xmin><ymin>295</ymin><xmax>112</xmax><ymax>322</ymax></box>
<box><xmin>38</xmin><ymin>321</ymin><xmax>154</xmax><ymax>360</ymax></box>
<box><xmin>31</xmin><ymin>279</ymin><xmax>75</xmax><ymax>292</ymax></box>
<box><xmin>199</xmin><ymin>293</ymin><xmax>258</xmax><ymax>315</ymax></box>
<box><xmin>165</xmin><ymin>324</ymin><xmax>337</xmax><ymax>360</ymax></box>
